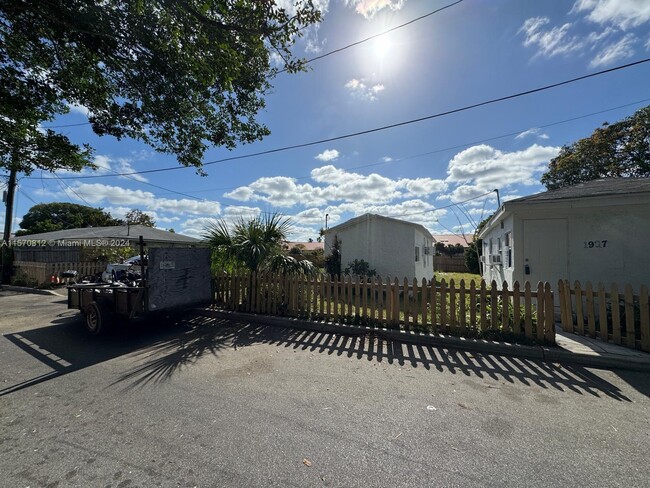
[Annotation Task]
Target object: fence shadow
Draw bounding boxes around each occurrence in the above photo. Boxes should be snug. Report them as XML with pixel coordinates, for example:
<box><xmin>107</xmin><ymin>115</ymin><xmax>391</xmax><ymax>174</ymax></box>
<box><xmin>112</xmin><ymin>311</ymin><xmax>635</xmax><ymax>401</ymax></box>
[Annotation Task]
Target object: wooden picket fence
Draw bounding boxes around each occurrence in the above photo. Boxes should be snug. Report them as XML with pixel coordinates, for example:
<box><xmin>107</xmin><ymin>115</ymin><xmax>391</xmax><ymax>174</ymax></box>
<box><xmin>558</xmin><ymin>280</ymin><xmax>650</xmax><ymax>352</ymax></box>
<box><xmin>213</xmin><ymin>272</ymin><xmax>556</xmax><ymax>344</ymax></box>
<box><xmin>13</xmin><ymin>261</ymin><xmax>106</xmax><ymax>285</ymax></box>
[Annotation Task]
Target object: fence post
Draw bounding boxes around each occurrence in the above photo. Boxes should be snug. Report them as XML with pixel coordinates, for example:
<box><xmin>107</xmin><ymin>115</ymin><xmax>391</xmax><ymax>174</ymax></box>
<box><xmin>512</xmin><ymin>281</ymin><xmax>521</xmax><ymax>335</ymax></box>
<box><xmin>469</xmin><ymin>280</ymin><xmax>476</xmax><ymax>333</ymax></box>
<box><xmin>544</xmin><ymin>283</ymin><xmax>555</xmax><ymax>344</ymax></box>
<box><xmin>501</xmin><ymin>281</ymin><xmax>509</xmax><ymax>333</ymax></box>
<box><xmin>536</xmin><ymin>282</ymin><xmax>545</xmax><ymax>342</ymax></box>
<box><xmin>479</xmin><ymin>280</ymin><xmax>487</xmax><ymax>332</ymax></box>
<box><xmin>370</xmin><ymin>277</ymin><xmax>376</xmax><ymax>325</ymax></box>
<box><xmin>392</xmin><ymin>277</ymin><xmax>400</xmax><ymax>327</ymax></box>
<box><xmin>575</xmin><ymin>281</ymin><xmax>584</xmax><ymax>335</ymax></box>
<box><xmin>333</xmin><ymin>274</ymin><xmax>339</xmax><ymax>322</ymax></box>
<box><xmin>524</xmin><ymin>281</ymin><xmax>532</xmax><ymax>339</ymax></box>
<box><xmin>440</xmin><ymin>279</ymin><xmax>447</xmax><ymax>332</ymax></box>
<box><xmin>640</xmin><ymin>285</ymin><xmax>649</xmax><ymax>352</ymax></box>
<box><xmin>377</xmin><ymin>276</ymin><xmax>385</xmax><ymax>326</ymax></box>
<box><xmin>558</xmin><ymin>280</ymin><xmax>570</xmax><ymax>332</ymax></box>
<box><xmin>624</xmin><ymin>284</ymin><xmax>635</xmax><ymax>348</ymax></box>
<box><xmin>490</xmin><ymin>280</ymin><xmax>498</xmax><ymax>330</ymax></box>
<box><xmin>412</xmin><ymin>278</ymin><xmax>419</xmax><ymax>328</ymax></box>
<box><xmin>611</xmin><ymin>283</ymin><xmax>621</xmax><ymax>344</ymax></box>
<box><xmin>598</xmin><ymin>282</ymin><xmax>608</xmax><ymax>342</ymax></box>
<box><xmin>431</xmin><ymin>279</ymin><xmax>438</xmax><ymax>332</ymax></box>
<box><xmin>585</xmin><ymin>282</ymin><xmax>596</xmax><ymax>338</ymax></box>
<box><xmin>449</xmin><ymin>279</ymin><xmax>456</xmax><ymax>332</ymax></box>
<box><xmin>421</xmin><ymin>278</ymin><xmax>429</xmax><ymax>330</ymax></box>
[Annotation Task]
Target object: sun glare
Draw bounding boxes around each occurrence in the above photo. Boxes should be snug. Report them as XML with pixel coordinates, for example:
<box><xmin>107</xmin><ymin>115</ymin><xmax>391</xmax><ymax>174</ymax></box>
<box><xmin>372</xmin><ymin>35</ymin><xmax>393</xmax><ymax>61</ymax></box>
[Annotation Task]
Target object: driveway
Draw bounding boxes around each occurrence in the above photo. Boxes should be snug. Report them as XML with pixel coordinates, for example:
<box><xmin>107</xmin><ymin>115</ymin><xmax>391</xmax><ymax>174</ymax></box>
<box><xmin>1</xmin><ymin>292</ymin><xmax>649</xmax><ymax>487</ymax></box>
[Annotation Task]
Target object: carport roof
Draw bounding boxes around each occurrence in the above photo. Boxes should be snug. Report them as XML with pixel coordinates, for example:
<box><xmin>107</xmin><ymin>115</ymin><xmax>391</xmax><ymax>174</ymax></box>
<box><xmin>12</xmin><ymin>225</ymin><xmax>202</xmax><ymax>245</ymax></box>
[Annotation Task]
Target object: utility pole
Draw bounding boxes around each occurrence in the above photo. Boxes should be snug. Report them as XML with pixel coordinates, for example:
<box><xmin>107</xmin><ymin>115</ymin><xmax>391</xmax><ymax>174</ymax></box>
<box><xmin>494</xmin><ymin>188</ymin><xmax>501</xmax><ymax>208</ymax></box>
<box><xmin>1</xmin><ymin>166</ymin><xmax>18</xmax><ymax>284</ymax></box>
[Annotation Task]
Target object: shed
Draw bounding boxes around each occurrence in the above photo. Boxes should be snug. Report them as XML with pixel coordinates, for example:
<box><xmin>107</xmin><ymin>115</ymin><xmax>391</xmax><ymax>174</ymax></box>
<box><xmin>477</xmin><ymin>178</ymin><xmax>650</xmax><ymax>291</ymax></box>
<box><xmin>324</xmin><ymin>213</ymin><xmax>435</xmax><ymax>282</ymax></box>
<box><xmin>9</xmin><ymin>225</ymin><xmax>203</xmax><ymax>284</ymax></box>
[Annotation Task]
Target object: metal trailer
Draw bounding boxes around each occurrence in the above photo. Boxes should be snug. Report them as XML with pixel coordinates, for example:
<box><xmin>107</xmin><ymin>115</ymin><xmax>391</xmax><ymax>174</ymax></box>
<box><xmin>67</xmin><ymin>239</ymin><xmax>211</xmax><ymax>334</ymax></box>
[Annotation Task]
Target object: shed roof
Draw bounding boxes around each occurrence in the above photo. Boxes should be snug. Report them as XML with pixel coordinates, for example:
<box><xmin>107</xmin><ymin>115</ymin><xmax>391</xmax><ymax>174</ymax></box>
<box><xmin>326</xmin><ymin>213</ymin><xmax>434</xmax><ymax>240</ymax></box>
<box><xmin>509</xmin><ymin>177</ymin><xmax>650</xmax><ymax>203</ymax></box>
<box><xmin>12</xmin><ymin>225</ymin><xmax>201</xmax><ymax>245</ymax></box>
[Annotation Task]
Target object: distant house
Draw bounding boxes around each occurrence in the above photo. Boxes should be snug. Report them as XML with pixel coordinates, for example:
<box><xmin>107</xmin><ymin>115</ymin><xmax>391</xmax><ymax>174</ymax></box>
<box><xmin>431</xmin><ymin>234</ymin><xmax>474</xmax><ymax>249</ymax></box>
<box><xmin>284</xmin><ymin>241</ymin><xmax>324</xmax><ymax>253</ymax></box>
<box><xmin>324</xmin><ymin>213</ymin><xmax>435</xmax><ymax>281</ymax></box>
<box><xmin>477</xmin><ymin>178</ymin><xmax>650</xmax><ymax>291</ymax></box>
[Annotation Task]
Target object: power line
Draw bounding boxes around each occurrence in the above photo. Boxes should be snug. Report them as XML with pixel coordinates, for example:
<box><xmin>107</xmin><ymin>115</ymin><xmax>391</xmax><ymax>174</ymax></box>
<box><xmin>38</xmin><ymin>58</ymin><xmax>650</xmax><ymax>180</ymax></box>
<box><xmin>278</xmin><ymin>0</ymin><xmax>463</xmax><ymax>73</ymax></box>
<box><xmin>43</xmin><ymin>1</ymin><xmax>463</xmax><ymax>130</ymax></box>
<box><xmin>31</xmin><ymin>96</ymin><xmax>650</xmax><ymax>188</ymax></box>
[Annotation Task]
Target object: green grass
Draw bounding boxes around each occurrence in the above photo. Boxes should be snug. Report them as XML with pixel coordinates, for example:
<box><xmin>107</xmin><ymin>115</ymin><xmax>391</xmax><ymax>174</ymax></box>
<box><xmin>435</xmin><ymin>272</ymin><xmax>482</xmax><ymax>285</ymax></box>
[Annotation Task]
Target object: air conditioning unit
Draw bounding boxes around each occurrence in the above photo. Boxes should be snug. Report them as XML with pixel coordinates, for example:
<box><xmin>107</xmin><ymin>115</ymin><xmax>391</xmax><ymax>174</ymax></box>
<box><xmin>489</xmin><ymin>254</ymin><xmax>502</xmax><ymax>265</ymax></box>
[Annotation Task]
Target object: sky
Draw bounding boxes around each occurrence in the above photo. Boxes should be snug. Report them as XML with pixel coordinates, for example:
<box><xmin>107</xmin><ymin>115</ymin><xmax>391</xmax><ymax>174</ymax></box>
<box><xmin>2</xmin><ymin>0</ymin><xmax>650</xmax><ymax>242</ymax></box>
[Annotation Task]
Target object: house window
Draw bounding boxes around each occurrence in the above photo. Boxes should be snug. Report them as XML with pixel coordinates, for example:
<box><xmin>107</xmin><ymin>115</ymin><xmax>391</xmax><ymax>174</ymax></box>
<box><xmin>415</xmin><ymin>246</ymin><xmax>420</xmax><ymax>262</ymax></box>
<box><xmin>489</xmin><ymin>238</ymin><xmax>493</xmax><ymax>254</ymax></box>
<box><xmin>505</xmin><ymin>232</ymin><xmax>512</xmax><ymax>268</ymax></box>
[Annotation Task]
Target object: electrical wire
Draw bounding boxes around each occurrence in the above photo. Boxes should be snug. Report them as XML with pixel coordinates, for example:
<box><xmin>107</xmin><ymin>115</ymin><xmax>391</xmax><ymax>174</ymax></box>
<box><xmin>43</xmin><ymin>1</ymin><xmax>464</xmax><ymax>130</ymax></box>
<box><xmin>38</xmin><ymin>59</ymin><xmax>650</xmax><ymax>180</ymax></box>
<box><xmin>277</xmin><ymin>0</ymin><xmax>463</xmax><ymax>73</ymax></box>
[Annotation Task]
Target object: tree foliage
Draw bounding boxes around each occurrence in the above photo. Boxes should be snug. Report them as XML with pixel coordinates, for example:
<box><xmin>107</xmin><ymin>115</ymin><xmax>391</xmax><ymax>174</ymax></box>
<box><xmin>16</xmin><ymin>203</ymin><xmax>120</xmax><ymax>236</ymax></box>
<box><xmin>343</xmin><ymin>259</ymin><xmax>376</xmax><ymax>278</ymax></box>
<box><xmin>124</xmin><ymin>209</ymin><xmax>155</xmax><ymax>227</ymax></box>
<box><xmin>1</xmin><ymin>0</ymin><xmax>322</xmax><ymax>173</ymax></box>
<box><xmin>464</xmin><ymin>217</ymin><xmax>490</xmax><ymax>275</ymax></box>
<box><xmin>541</xmin><ymin>105</ymin><xmax>650</xmax><ymax>190</ymax></box>
<box><xmin>204</xmin><ymin>213</ymin><xmax>316</xmax><ymax>276</ymax></box>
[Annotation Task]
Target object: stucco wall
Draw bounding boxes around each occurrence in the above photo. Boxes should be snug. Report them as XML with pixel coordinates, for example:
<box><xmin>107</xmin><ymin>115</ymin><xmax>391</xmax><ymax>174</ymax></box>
<box><xmin>325</xmin><ymin>216</ymin><xmax>433</xmax><ymax>281</ymax></box>
<box><xmin>481</xmin><ymin>199</ymin><xmax>650</xmax><ymax>291</ymax></box>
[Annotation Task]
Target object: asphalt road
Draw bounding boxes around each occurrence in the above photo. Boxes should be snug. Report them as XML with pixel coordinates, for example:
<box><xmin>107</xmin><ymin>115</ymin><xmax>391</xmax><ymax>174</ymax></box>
<box><xmin>1</xmin><ymin>291</ymin><xmax>649</xmax><ymax>487</ymax></box>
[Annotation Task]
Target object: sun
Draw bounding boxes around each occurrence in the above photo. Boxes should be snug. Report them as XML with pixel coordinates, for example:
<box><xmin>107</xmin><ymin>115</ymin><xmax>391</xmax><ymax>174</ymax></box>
<box><xmin>372</xmin><ymin>35</ymin><xmax>393</xmax><ymax>61</ymax></box>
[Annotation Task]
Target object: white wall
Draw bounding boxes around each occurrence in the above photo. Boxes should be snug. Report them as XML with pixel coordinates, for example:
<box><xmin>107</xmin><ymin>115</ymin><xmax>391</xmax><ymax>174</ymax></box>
<box><xmin>325</xmin><ymin>216</ymin><xmax>433</xmax><ymax>281</ymax></box>
<box><xmin>482</xmin><ymin>199</ymin><xmax>650</xmax><ymax>291</ymax></box>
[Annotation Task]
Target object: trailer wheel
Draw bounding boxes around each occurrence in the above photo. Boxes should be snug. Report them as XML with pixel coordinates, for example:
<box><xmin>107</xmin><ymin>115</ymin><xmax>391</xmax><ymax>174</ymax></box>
<box><xmin>85</xmin><ymin>301</ymin><xmax>109</xmax><ymax>335</ymax></box>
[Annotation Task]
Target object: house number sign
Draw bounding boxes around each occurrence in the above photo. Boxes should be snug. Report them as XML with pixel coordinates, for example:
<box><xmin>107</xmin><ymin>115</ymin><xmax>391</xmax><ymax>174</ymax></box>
<box><xmin>583</xmin><ymin>240</ymin><xmax>607</xmax><ymax>248</ymax></box>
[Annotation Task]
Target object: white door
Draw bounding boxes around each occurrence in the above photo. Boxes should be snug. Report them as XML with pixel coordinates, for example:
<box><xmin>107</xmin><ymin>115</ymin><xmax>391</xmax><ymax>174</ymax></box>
<box><xmin>522</xmin><ymin>219</ymin><xmax>568</xmax><ymax>287</ymax></box>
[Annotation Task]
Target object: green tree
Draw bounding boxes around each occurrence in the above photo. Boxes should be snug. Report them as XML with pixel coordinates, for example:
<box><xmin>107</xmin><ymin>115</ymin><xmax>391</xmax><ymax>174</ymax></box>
<box><xmin>15</xmin><ymin>203</ymin><xmax>120</xmax><ymax>236</ymax></box>
<box><xmin>343</xmin><ymin>259</ymin><xmax>376</xmax><ymax>278</ymax></box>
<box><xmin>204</xmin><ymin>214</ymin><xmax>316</xmax><ymax>276</ymax></box>
<box><xmin>124</xmin><ymin>209</ymin><xmax>156</xmax><ymax>227</ymax></box>
<box><xmin>1</xmin><ymin>0</ymin><xmax>322</xmax><ymax>172</ymax></box>
<box><xmin>464</xmin><ymin>217</ymin><xmax>490</xmax><ymax>275</ymax></box>
<box><xmin>541</xmin><ymin>105</ymin><xmax>650</xmax><ymax>190</ymax></box>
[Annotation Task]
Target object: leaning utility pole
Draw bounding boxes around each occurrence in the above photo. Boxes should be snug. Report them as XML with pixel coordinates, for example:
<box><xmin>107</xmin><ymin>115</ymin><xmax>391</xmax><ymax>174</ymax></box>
<box><xmin>1</xmin><ymin>165</ymin><xmax>17</xmax><ymax>284</ymax></box>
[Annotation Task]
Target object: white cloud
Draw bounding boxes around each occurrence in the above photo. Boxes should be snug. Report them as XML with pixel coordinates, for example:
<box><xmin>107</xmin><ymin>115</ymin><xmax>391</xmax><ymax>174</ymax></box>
<box><xmin>66</xmin><ymin>102</ymin><xmax>91</xmax><ymax>117</ymax></box>
<box><xmin>519</xmin><ymin>17</ymin><xmax>583</xmax><ymax>58</ymax></box>
<box><xmin>589</xmin><ymin>33</ymin><xmax>636</xmax><ymax>67</ymax></box>
<box><xmin>223</xmin><ymin>165</ymin><xmax>449</xmax><ymax>209</ymax></box>
<box><xmin>572</xmin><ymin>0</ymin><xmax>650</xmax><ymax>30</ymax></box>
<box><xmin>292</xmin><ymin>208</ymin><xmax>328</xmax><ymax>226</ymax></box>
<box><xmin>397</xmin><ymin>178</ymin><xmax>448</xmax><ymax>197</ymax></box>
<box><xmin>345</xmin><ymin>78</ymin><xmax>385</xmax><ymax>101</ymax></box>
<box><xmin>315</xmin><ymin>149</ymin><xmax>340</xmax><ymax>161</ymax></box>
<box><xmin>381</xmin><ymin>156</ymin><xmax>393</xmax><ymax>162</ymax></box>
<box><xmin>55</xmin><ymin>154</ymin><xmax>149</xmax><ymax>182</ymax></box>
<box><xmin>445</xmin><ymin>144</ymin><xmax>561</xmax><ymax>194</ymax></box>
<box><xmin>38</xmin><ymin>182</ymin><xmax>222</xmax><ymax>218</ymax></box>
<box><xmin>345</xmin><ymin>0</ymin><xmax>406</xmax><ymax>19</ymax></box>
<box><xmin>515</xmin><ymin>128</ymin><xmax>550</xmax><ymax>140</ymax></box>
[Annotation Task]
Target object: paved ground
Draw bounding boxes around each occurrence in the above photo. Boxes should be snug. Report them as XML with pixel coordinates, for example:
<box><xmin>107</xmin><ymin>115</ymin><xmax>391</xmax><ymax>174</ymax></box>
<box><xmin>1</xmin><ymin>291</ymin><xmax>650</xmax><ymax>487</ymax></box>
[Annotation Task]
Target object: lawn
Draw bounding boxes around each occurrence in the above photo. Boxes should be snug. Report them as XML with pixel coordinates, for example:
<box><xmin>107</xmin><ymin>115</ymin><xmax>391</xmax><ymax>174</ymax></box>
<box><xmin>435</xmin><ymin>271</ymin><xmax>482</xmax><ymax>285</ymax></box>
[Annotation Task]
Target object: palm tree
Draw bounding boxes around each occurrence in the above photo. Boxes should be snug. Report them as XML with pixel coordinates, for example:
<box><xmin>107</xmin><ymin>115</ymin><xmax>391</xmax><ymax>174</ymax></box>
<box><xmin>204</xmin><ymin>213</ymin><xmax>317</xmax><ymax>276</ymax></box>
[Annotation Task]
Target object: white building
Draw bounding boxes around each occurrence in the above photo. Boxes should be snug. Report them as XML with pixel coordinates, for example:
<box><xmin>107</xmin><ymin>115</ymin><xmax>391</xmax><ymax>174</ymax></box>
<box><xmin>478</xmin><ymin>178</ymin><xmax>650</xmax><ymax>291</ymax></box>
<box><xmin>324</xmin><ymin>213</ymin><xmax>435</xmax><ymax>282</ymax></box>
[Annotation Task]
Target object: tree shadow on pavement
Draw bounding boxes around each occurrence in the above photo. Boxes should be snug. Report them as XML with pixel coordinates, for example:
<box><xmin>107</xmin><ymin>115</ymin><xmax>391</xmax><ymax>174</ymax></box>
<box><xmin>110</xmin><ymin>311</ymin><xmax>636</xmax><ymax>401</ymax></box>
